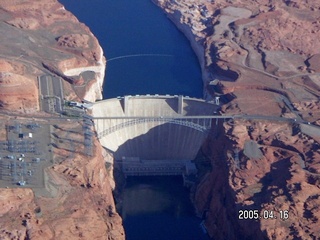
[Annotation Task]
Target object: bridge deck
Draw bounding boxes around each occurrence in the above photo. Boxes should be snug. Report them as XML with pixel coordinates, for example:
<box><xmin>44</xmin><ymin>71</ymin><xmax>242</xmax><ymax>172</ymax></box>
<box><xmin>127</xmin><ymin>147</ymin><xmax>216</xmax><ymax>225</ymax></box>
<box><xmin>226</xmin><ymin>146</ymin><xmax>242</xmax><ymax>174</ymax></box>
<box><xmin>90</xmin><ymin>95</ymin><xmax>314</xmax><ymax>179</ymax></box>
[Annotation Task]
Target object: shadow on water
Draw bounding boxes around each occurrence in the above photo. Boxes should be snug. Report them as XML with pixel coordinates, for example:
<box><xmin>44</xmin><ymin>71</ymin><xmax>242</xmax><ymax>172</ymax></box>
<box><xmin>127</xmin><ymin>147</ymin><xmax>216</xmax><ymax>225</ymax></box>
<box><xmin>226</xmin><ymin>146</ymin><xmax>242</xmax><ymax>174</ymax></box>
<box><xmin>110</xmin><ymin>124</ymin><xmax>210</xmax><ymax>239</ymax></box>
<box><xmin>59</xmin><ymin>0</ymin><xmax>208</xmax><ymax>239</ymax></box>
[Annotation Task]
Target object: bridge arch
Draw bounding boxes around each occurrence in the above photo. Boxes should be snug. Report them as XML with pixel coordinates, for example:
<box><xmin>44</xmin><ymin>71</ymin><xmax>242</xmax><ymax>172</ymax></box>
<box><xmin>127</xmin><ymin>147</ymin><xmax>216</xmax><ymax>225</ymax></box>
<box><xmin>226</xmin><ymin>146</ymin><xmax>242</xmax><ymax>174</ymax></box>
<box><xmin>91</xmin><ymin>95</ymin><xmax>218</xmax><ymax>165</ymax></box>
<box><xmin>96</xmin><ymin>117</ymin><xmax>211</xmax><ymax>139</ymax></box>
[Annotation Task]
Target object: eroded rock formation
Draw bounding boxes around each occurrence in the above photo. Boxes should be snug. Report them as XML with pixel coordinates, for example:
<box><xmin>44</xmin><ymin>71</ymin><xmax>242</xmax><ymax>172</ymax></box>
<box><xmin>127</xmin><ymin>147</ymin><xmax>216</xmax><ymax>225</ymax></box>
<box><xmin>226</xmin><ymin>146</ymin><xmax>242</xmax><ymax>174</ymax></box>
<box><xmin>0</xmin><ymin>1</ymin><xmax>124</xmax><ymax>239</ymax></box>
<box><xmin>1</xmin><ymin>0</ymin><xmax>320</xmax><ymax>239</ymax></box>
<box><xmin>0</xmin><ymin>0</ymin><xmax>105</xmax><ymax>113</ymax></box>
<box><xmin>0</xmin><ymin>135</ymin><xmax>124</xmax><ymax>240</ymax></box>
<box><xmin>154</xmin><ymin>0</ymin><xmax>320</xmax><ymax>239</ymax></box>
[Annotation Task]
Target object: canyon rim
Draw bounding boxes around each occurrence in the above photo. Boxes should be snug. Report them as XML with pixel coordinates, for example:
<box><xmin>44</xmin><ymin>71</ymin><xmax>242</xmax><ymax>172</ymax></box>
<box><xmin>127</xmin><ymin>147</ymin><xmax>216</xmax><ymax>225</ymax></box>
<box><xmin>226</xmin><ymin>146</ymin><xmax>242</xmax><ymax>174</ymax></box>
<box><xmin>0</xmin><ymin>0</ymin><xmax>320</xmax><ymax>239</ymax></box>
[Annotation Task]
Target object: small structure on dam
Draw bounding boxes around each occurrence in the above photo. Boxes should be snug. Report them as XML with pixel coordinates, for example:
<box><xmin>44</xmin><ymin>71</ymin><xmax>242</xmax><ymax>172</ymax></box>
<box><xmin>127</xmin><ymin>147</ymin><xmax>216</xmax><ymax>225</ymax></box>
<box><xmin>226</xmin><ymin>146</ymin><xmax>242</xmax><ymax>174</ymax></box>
<box><xmin>91</xmin><ymin>95</ymin><xmax>217</xmax><ymax>177</ymax></box>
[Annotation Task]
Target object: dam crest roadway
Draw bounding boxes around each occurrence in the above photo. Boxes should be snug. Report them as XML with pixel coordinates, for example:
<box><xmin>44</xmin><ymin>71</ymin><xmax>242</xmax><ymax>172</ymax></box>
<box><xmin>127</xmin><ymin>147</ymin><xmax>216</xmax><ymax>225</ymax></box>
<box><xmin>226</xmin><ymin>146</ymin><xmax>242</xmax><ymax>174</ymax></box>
<box><xmin>90</xmin><ymin>94</ymin><xmax>318</xmax><ymax>177</ymax></box>
<box><xmin>91</xmin><ymin>95</ymin><xmax>218</xmax><ymax>177</ymax></box>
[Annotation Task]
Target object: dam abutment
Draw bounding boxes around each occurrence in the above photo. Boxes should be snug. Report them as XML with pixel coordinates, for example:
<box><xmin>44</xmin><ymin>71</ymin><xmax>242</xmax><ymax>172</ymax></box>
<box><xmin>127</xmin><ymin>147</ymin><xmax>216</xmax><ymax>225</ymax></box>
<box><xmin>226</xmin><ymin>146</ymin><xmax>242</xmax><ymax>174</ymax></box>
<box><xmin>92</xmin><ymin>95</ymin><xmax>219</xmax><ymax>179</ymax></box>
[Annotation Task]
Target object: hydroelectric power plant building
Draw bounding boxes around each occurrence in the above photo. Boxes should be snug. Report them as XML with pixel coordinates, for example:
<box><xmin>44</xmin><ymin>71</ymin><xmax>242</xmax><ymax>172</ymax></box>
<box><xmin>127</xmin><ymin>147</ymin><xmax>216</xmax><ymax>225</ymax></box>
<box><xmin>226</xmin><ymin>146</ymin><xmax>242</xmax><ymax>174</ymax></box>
<box><xmin>92</xmin><ymin>95</ymin><xmax>218</xmax><ymax>177</ymax></box>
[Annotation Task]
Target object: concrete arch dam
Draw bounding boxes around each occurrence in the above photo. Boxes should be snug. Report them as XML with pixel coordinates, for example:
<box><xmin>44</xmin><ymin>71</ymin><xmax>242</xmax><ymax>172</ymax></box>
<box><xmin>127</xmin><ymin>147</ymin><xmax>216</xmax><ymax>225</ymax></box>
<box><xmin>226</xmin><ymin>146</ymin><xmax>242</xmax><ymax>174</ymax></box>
<box><xmin>91</xmin><ymin>95</ymin><xmax>217</xmax><ymax>176</ymax></box>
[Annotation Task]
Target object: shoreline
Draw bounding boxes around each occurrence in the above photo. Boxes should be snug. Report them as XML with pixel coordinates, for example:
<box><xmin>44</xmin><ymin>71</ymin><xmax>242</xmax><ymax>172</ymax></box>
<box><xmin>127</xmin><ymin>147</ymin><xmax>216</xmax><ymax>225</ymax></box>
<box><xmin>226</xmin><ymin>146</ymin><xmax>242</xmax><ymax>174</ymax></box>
<box><xmin>152</xmin><ymin>0</ymin><xmax>212</xmax><ymax>101</ymax></box>
<box><xmin>82</xmin><ymin>45</ymin><xmax>106</xmax><ymax>102</ymax></box>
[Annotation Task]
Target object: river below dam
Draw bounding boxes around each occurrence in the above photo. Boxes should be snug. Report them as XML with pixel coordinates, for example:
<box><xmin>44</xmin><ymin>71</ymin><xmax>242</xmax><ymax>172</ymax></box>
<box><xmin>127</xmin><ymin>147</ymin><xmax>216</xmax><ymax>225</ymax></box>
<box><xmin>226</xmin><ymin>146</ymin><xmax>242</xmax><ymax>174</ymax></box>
<box><xmin>60</xmin><ymin>0</ymin><xmax>207</xmax><ymax>239</ymax></box>
<box><xmin>120</xmin><ymin>176</ymin><xmax>208</xmax><ymax>240</ymax></box>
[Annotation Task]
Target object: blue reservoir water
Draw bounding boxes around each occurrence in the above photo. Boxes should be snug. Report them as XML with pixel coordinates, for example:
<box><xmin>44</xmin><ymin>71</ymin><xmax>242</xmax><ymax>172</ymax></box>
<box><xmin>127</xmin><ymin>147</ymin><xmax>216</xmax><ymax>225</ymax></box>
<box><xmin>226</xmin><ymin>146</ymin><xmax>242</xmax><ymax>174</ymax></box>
<box><xmin>59</xmin><ymin>1</ymin><xmax>207</xmax><ymax>239</ymax></box>
<box><xmin>59</xmin><ymin>0</ymin><xmax>202</xmax><ymax>99</ymax></box>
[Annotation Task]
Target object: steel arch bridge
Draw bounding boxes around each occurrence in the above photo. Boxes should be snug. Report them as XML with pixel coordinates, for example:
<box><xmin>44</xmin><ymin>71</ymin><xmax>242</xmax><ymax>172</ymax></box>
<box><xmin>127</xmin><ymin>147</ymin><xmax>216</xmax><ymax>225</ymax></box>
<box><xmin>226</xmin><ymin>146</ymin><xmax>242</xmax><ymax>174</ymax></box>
<box><xmin>96</xmin><ymin>117</ymin><xmax>213</xmax><ymax>139</ymax></box>
<box><xmin>91</xmin><ymin>95</ymin><xmax>220</xmax><ymax>175</ymax></box>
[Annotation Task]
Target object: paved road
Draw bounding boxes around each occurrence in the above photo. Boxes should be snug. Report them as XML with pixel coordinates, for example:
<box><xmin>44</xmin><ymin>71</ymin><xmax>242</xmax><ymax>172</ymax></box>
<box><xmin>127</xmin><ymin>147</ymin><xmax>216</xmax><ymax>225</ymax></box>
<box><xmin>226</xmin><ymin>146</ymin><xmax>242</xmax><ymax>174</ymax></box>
<box><xmin>281</xmin><ymin>97</ymin><xmax>303</xmax><ymax>121</ymax></box>
<box><xmin>90</xmin><ymin>114</ymin><xmax>320</xmax><ymax>136</ymax></box>
<box><xmin>90</xmin><ymin>114</ymin><xmax>293</xmax><ymax>122</ymax></box>
<box><xmin>1</xmin><ymin>110</ymin><xmax>319</xmax><ymax>131</ymax></box>
<box><xmin>222</xmin><ymin>16</ymin><xmax>320</xmax><ymax>83</ymax></box>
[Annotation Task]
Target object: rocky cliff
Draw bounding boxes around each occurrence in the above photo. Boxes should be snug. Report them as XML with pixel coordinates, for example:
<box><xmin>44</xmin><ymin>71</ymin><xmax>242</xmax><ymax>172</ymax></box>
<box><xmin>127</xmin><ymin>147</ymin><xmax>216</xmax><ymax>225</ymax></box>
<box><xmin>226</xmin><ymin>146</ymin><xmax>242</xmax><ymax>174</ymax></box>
<box><xmin>1</xmin><ymin>0</ymin><xmax>320</xmax><ymax>238</ymax></box>
<box><xmin>0</xmin><ymin>0</ymin><xmax>105</xmax><ymax>114</ymax></box>
<box><xmin>0</xmin><ymin>134</ymin><xmax>124</xmax><ymax>240</ymax></box>
<box><xmin>0</xmin><ymin>1</ymin><xmax>124</xmax><ymax>239</ymax></box>
<box><xmin>154</xmin><ymin>0</ymin><xmax>320</xmax><ymax>239</ymax></box>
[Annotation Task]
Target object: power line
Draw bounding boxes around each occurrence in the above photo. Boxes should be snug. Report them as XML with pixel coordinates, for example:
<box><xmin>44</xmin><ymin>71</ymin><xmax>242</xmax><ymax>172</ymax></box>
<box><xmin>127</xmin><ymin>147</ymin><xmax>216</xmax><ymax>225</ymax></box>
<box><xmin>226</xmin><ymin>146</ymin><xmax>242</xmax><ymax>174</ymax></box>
<box><xmin>107</xmin><ymin>54</ymin><xmax>174</xmax><ymax>62</ymax></box>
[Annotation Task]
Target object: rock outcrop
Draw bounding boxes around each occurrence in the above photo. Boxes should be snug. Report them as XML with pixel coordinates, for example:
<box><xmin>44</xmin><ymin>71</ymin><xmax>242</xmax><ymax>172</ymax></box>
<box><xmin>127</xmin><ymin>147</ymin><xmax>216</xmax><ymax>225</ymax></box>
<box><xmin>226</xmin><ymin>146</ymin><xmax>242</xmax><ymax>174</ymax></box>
<box><xmin>0</xmin><ymin>136</ymin><xmax>125</xmax><ymax>240</ymax></box>
<box><xmin>1</xmin><ymin>0</ymin><xmax>320</xmax><ymax>238</ymax></box>
<box><xmin>154</xmin><ymin>0</ymin><xmax>320</xmax><ymax>239</ymax></box>
<box><xmin>0</xmin><ymin>0</ymin><xmax>105</xmax><ymax>113</ymax></box>
<box><xmin>0</xmin><ymin>1</ymin><xmax>124</xmax><ymax>239</ymax></box>
<box><xmin>0</xmin><ymin>63</ymin><xmax>39</xmax><ymax>113</ymax></box>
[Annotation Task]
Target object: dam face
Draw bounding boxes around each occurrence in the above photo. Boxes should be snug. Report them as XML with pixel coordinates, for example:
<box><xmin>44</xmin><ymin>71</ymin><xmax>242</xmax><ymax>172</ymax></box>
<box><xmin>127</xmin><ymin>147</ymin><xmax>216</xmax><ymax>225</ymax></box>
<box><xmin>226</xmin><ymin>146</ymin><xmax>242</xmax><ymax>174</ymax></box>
<box><xmin>92</xmin><ymin>95</ymin><xmax>217</xmax><ymax>176</ymax></box>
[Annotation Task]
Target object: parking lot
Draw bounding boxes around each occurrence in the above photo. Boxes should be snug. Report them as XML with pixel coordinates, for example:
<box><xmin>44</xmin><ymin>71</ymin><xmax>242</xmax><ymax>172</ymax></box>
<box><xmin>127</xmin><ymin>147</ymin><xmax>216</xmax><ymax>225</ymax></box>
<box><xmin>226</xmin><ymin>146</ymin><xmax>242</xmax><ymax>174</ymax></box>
<box><xmin>39</xmin><ymin>75</ymin><xmax>64</xmax><ymax>113</ymax></box>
